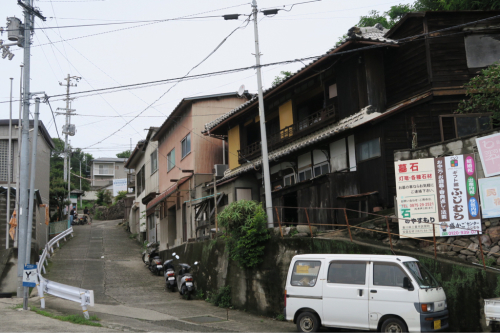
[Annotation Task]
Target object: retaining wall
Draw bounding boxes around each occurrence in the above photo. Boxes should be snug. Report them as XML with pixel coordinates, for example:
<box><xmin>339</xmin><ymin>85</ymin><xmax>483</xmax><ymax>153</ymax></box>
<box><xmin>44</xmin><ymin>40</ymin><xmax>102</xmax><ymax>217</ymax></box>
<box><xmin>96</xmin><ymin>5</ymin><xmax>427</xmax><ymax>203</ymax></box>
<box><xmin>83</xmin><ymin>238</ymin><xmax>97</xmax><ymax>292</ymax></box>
<box><xmin>161</xmin><ymin>236</ymin><xmax>500</xmax><ymax>332</ymax></box>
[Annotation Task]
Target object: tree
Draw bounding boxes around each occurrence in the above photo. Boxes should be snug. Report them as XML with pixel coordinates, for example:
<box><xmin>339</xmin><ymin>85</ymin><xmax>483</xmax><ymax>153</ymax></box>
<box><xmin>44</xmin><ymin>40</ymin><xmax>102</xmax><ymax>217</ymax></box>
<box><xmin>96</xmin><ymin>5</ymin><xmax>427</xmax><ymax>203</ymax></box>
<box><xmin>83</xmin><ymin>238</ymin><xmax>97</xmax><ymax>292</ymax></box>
<box><xmin>49</xmin><ymin>138</ymin><xmax>93</xmax><ymax>221</ymax></box>
<box><xmin>457</xmin><ymin>62</ymin><xmax>500</xmax><ymax>124</ymax></box>
<box><xmin>96</xmin><ymin>189</ymin><xmax>112</xmax><ymax>206</ymax></box>
<box><xmin>116</xmin><ymin>150</ymin><xmax>131</xmax><ymax>158</ymax></box>
<box><xmin>272</xmin><ymin>71</ymin><xmax>293</xmax><ymax>87</ymax></box>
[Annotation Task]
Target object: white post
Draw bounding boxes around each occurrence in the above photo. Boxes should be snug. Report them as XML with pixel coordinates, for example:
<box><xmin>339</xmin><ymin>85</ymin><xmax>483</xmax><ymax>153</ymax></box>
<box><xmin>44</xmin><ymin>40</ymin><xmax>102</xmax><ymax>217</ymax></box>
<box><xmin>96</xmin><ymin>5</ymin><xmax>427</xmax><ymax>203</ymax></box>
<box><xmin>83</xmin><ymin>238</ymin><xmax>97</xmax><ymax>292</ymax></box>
<box><xmin>25</xmin><ymin>98</ymin><xmax>40</xmax><ymax>266</ymax></box>
<box><xmin>252</xmin><ymin>0</ymin><xmax>274</xmax><ymax>228</ymax></box>
<box><xmin>14</xmin><ymin>65</ymin><xmax>23</xmax><ymax>249</ymax></box>
<box><xmin>6</xmin><ymin>78</ymin><xmax>13</xmax><ymax>249</ymax></box>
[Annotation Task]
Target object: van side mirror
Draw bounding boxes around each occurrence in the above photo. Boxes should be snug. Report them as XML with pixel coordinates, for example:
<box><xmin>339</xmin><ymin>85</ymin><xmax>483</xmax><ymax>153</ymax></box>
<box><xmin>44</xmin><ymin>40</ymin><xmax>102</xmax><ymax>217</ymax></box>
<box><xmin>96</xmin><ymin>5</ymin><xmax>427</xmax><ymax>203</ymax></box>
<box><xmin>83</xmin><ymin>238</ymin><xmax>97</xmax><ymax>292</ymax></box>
<box><xmin>403</xmin><ymin>277</ymin><xmax>414</xmax><ymax>291</ymax></box>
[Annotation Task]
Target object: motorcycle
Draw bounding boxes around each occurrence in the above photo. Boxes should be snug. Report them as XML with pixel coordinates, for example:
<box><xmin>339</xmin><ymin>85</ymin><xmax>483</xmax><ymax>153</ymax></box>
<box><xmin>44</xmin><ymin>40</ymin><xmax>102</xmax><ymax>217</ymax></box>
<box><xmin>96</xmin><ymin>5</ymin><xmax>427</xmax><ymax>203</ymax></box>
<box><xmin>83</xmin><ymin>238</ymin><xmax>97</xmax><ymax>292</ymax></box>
<box><xmin>146</xmin><ymin>243</ymin><xmax>162</xmax><ymax>276</ymax></box>
<box><xmin>142</xmin><ymin>242</ymin><xmax>158</xmax><ymax>266</ymax></box>
<box><xmin>163</xmin><ymin>253</ymin><xmax>178</xmax><ymax>292</ymax></box>
<box><xmin>177</xmin><ymin>260</ymin><xmax>198</xmax><ymax>300</ymax></box>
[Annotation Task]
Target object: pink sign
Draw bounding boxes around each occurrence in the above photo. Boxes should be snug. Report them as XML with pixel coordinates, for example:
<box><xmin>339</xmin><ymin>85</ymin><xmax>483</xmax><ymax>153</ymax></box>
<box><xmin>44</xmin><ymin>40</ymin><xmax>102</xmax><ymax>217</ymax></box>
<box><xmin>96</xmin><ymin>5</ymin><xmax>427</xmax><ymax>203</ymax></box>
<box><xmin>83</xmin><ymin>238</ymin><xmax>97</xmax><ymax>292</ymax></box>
<box><xmin>476</xmin><ymin>132</ymin><xmax>500</xmax><ymax>177</ymax></box>
<box><xmin>465</xmin><ymin>156</ymin><xmax>475</xmax><ymax>175</ymax></box>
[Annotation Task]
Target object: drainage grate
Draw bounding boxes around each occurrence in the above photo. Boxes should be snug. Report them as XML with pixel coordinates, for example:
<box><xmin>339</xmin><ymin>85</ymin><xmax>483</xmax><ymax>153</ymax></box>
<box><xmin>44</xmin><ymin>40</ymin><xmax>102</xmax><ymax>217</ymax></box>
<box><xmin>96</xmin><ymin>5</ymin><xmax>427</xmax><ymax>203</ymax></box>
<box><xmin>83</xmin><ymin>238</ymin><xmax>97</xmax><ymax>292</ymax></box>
<box><xmin>182</xmin><ymin>316</ymin><xmax>225</xmax><ymax>323</ymax></box>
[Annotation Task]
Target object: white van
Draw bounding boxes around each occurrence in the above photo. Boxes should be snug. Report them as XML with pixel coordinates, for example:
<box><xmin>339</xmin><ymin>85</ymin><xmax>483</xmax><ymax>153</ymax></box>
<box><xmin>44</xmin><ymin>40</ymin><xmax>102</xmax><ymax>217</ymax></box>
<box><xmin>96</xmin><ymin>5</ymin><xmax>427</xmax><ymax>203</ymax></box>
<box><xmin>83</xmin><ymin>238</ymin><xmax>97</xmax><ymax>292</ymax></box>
<box><xmin>285</xmin><ymin>254</ymin><xmax>448</xmax><ymax>332</ymax></box>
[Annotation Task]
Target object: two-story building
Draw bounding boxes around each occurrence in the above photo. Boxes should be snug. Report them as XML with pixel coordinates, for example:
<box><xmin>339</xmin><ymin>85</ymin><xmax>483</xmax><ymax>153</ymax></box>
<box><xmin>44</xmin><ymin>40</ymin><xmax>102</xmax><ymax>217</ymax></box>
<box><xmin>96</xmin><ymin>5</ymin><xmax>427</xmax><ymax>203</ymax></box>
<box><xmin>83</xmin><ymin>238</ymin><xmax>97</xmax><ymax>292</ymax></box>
<box><xmin>202</xmin><ymin>11</ymin><xmax>500</xmax><ymax>228</ymax></box>
<box><xmin>124</xmin><ymin>127</ymin><xmax>159</xmax><ymax>242</ymax></box>
<box><xmin>146</xmin><ymin>92</ymin><xmax>248</xmax><ymax>249</ymax></box>
<box><xmin>0</xmin><ymin>119</ymin><xmax>54</xmax><ymax>270</ymax></box>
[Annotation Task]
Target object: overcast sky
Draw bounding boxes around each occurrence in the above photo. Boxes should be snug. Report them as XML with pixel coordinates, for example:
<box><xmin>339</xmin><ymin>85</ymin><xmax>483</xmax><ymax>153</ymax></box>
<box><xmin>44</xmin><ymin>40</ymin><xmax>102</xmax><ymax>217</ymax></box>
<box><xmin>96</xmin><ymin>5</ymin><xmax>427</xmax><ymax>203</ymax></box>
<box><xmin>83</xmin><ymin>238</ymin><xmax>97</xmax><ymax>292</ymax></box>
<box><xmin>1</xmin><ymin>0</ymin><xmax>414</xmax><ymax>159</ymax></box>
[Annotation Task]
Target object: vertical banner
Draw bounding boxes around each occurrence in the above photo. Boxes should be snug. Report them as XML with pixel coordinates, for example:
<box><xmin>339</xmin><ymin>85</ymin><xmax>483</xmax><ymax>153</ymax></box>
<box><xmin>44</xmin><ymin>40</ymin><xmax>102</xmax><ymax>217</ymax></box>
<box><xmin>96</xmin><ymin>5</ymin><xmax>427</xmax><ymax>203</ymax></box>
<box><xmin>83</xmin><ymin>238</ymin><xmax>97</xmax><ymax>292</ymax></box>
<box><xmin>478</xmin><ymin>176</ymin><xmax>500</xmax><ymax>218</ymax></box>
<box><xmin>395</xmin><ymin>154</ymin><xmax>481</xmax><ymax>238</ymax></box>
<box><xmin>395</xmin><ymin>158</ymin><xmax>438</xmax><ymax>238</ymax></box>
<box><xmin>476</xmin><ymin>132</ymin><xmax>500</xmax><ymax>178</ymax></box>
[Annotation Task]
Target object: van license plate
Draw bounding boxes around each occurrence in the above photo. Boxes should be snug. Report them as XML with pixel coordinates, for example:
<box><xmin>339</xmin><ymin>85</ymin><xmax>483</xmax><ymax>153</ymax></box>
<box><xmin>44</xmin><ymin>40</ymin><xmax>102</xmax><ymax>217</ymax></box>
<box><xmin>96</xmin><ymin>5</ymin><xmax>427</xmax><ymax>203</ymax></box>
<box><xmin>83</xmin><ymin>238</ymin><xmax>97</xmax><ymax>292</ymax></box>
<box><xmin>434</xmin><ymin>320</ymin><xmax>441</xmax><ymax>330</ymax></box>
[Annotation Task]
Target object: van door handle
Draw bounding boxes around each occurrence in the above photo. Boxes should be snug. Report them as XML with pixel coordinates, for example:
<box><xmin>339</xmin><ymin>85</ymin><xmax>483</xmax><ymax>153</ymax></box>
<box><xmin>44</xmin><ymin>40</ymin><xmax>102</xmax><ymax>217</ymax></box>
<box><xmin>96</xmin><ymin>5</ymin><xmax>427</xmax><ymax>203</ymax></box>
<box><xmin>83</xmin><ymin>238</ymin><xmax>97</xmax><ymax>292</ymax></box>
<box><xmin>370</xmin><ymin>290</ymin><xmax>377</xmax><ymax>293</ymax></box>
<box><xmin>358</xmin><ymin>289</ymin><xmax>363</xmax><ymax>297</ymax></box>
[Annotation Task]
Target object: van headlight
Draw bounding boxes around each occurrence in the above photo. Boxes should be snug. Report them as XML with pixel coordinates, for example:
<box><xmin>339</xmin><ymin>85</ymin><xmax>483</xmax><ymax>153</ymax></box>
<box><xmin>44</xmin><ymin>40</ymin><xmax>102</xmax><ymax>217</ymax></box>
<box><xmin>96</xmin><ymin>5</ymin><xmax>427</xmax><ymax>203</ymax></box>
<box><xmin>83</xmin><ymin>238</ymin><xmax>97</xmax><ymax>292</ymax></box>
<box><xmin>421</xmin><ymin>303</ymin><xmax>434</xmax><ymax>312</ymax></box>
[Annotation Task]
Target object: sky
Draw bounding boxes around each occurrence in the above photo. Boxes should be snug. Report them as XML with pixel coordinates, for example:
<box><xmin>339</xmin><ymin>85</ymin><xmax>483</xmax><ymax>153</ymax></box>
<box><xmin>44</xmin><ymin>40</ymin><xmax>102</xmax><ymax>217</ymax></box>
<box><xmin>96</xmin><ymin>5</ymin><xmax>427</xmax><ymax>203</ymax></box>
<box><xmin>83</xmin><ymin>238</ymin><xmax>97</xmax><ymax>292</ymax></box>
<box><xmin>1</xmin><ymin>0</ymin><xmax>414</xmax><ymax>159</ymax></box>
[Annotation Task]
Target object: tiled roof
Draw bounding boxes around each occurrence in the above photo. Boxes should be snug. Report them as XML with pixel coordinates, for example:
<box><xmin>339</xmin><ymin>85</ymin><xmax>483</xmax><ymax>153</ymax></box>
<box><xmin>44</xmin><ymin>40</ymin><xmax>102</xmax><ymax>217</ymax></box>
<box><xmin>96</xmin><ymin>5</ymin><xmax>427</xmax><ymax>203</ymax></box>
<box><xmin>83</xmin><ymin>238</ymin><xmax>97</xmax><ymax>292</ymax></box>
<box><xmin>217</xmin><ymin>105</ymin><xmax>382</xmax><ymax>183</ymax></box>
<box><xmin>203</xmin><ymin>24</ymin><xmax>396</xmax><ymax>133</ymax></box>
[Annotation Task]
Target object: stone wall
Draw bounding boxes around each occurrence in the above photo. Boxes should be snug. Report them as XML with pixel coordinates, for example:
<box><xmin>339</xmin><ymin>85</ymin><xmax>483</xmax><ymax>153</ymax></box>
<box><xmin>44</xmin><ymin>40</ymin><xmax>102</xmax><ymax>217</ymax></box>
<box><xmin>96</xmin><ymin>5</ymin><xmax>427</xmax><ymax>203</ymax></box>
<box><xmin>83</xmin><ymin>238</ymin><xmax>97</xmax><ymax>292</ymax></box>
<box><xmin>161</xmin><ymin>236</ymin><xmax>500</xmax><ymax>332</ymax></box>
<box><xmin>91</xmin><ymin>199</ymin><xmax>125</xmax><ymax>221</ymax></box>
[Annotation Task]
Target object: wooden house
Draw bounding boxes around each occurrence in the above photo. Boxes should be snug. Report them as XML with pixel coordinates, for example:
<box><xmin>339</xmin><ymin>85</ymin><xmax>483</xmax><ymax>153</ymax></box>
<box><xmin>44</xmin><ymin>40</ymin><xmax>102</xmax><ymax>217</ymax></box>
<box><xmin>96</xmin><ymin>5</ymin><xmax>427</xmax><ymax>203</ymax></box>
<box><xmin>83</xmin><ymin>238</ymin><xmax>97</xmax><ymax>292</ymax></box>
<box><xmin>202</xmin><ymin>11</ymin><xmax>500</xmax><ymax>228</ymax></box>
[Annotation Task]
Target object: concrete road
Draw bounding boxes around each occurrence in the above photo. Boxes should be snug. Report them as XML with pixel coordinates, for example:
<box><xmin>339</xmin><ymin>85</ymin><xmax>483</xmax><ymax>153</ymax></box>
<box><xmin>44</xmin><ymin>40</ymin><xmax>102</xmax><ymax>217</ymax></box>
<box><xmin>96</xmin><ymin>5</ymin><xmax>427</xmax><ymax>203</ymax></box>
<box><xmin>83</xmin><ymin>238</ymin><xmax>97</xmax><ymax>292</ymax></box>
<box><xmin>34</xmin><ymin>220</ymin><xmax>296</xmax><ymax>332</ymax></box>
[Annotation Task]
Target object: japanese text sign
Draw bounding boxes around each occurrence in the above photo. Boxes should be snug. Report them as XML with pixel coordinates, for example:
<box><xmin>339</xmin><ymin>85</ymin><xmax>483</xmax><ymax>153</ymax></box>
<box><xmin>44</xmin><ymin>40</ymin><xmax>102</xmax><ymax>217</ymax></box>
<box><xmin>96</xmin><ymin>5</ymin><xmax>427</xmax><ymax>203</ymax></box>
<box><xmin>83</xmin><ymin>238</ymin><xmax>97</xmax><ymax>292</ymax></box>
<box><xmin>478</xmin><ymin>177</ymin><xmax>500</xmax><ymax>218</ymax></box>
<box><xmin>395</xmin><ymin>154</ymin><xmax>481</xmax><ymax>238</ymax></box>
<box><xmin>476</xmin><ymin>132</ymin><xmax>500</xmax><ymax>178</ymax></box>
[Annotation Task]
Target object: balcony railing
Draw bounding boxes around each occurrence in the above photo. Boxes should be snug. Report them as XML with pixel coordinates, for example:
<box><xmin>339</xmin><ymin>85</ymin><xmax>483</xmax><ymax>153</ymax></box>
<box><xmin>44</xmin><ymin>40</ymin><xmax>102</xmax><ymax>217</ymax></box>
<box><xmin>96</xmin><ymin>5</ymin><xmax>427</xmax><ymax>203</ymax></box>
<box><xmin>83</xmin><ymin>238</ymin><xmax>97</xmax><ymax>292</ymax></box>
<box><xmin>127</xmin><ymin>173</ymin><xmax>136</xmax><ymax>188</ymax></box>
<box><xmin>238</xmin><ymin>105</ymin><xmax>336</xmax><ymax>161</ymax></box>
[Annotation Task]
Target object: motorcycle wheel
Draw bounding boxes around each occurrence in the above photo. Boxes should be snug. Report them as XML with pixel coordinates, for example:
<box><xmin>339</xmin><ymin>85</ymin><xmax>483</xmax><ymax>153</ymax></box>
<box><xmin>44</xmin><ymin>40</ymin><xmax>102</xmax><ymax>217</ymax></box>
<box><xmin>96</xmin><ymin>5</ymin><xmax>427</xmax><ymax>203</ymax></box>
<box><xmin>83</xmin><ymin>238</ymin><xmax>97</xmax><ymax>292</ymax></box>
<box><xmin>142</xmin><ymin>254</ymin><xmax>146</xmax><ymax>264</ymax></box>
<box><xmin>187</xmin><ymin>290</ymin><xmax>191</xmax><ymax>300</ymax></box>
<box><xmin>157</xmin><ymin>269</ymin><xmax>161</xmax><ymax>276</ymax></box>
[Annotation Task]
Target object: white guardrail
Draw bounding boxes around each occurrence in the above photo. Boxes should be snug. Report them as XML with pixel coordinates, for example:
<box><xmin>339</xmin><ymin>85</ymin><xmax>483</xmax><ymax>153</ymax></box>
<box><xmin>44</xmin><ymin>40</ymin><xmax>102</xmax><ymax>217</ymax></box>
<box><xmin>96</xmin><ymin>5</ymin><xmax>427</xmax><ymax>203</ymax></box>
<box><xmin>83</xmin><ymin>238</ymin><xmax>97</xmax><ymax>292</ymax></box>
<box><xmin>35</xmin><ymin>227</ymin><xmax>95</xmax><ymax>319</ymax></box>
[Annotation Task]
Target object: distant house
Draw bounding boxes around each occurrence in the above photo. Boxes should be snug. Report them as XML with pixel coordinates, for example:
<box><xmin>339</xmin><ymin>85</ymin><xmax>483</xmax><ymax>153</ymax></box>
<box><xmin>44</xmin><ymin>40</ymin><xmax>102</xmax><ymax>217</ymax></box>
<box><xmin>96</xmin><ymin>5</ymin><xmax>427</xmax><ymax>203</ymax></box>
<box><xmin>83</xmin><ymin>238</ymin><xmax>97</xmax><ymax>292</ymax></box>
<box><xmin>0</xmin><ymin>119</ymin><xmax>55</xmax><ymax>253</ymax></box>
<box><xmin>90</xmin><ymin>157</ymin><xmax>130</xmax><ymax>187</ymax></box>
<box><xmin>125</xmin><ymin>127</ymin><xmax>159</xmax><ymax>242</ymax></box>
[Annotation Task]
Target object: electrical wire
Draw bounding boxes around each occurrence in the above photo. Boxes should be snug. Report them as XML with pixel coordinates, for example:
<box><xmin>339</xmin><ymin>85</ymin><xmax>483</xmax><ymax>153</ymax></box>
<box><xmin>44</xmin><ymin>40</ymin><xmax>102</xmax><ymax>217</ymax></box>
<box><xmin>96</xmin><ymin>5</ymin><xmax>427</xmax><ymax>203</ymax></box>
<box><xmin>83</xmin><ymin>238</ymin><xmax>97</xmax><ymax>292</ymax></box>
<box><xmin>81</xmin><ymin>13</ymin><xmax>253</xmax><ymax>149</ymax></box>
<box><xmin>45</xmin><ymin>98</ymin><xmax>62</xmax><ymax>141</ymax></box>
<box><xmin>7</xmin><ymin>3</ymin><xmax>251</xmax><ymax>51</ymax></box>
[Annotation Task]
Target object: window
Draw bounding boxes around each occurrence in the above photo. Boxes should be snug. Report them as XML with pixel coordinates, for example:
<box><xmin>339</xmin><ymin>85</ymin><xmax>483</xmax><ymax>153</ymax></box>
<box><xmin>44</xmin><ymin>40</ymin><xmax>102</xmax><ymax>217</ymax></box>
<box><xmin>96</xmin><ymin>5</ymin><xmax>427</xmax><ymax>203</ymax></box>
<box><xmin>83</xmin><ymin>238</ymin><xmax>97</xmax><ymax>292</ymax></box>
<box><xmin>0</xmin><ymin>140</ymin><xmax>13</xmax><ymax>182</ymax></box>
<box><xmin>290</xmin><ymin>261</ymin><xmax>321</xmax><ymax>287</ymax></box>
<box><xmin>403</xmin><ymin>261</ymin><xmax>439</xmax><ymax>289</ymax></box>
<box><xmin>284</xmin><ymin>174</ymin><xmax>295</xmax><ymax>187</ymax></box>
<box><xmin>356</xmin><ymin>138</ymin><xmax>381</xmax><ymax>162</ymax></box>
<box><xmin>373</xmin><ymin>263</ymin><xmax>408</xmax><ymax>287</ymax></box>
<box><xmin>150</xmin><ymin>149</ymin><xmax>158</xmax><ymax>174</ymax></box>
<box><xmin>181</xmin><ymin>133</ymin><xmax>191</xmax><ymax>158</ymax></box>
<box><xmin>313</xmin><ymin>162</ymin><xmax>329</xmax><ymax>177</ymax></box>
<box><xmin>137</xmin><ymin>166</ymin><xmax>145</xmax><ymax>194</ymax></box>
<box><xmin>439</xmin><ymin>114</ymin><xmax>492</xmax><ymax>141</ymax></box>
<box><xmin>327</xmin><ymin>261</ymin><xmax>366</xmax><ymax>285</ymax></box>
<box><xmin>465</xmin><ymin>34</ymin><xmax>500</xmax><ymax>68</ymax></box>
<box><xmin>167</xmin><ymin>148</ymin><xmax>175</xmax><ymax>172</ymax></box>
<box><xmin>97</xmin><ymin>163</ymin><xmax>113</xmax><ymax>175</ymax></box>
<box><xmin>298</xmin><ymin>168</ymin><xmax>312</xmax><ymax>182</ymax></box>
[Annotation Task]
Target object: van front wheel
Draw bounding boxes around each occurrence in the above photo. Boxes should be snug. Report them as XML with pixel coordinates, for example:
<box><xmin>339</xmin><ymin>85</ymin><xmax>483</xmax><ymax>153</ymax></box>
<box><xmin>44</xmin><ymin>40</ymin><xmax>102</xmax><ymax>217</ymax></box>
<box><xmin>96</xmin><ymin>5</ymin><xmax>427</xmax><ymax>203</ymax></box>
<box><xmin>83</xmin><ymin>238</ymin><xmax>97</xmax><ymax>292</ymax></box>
<box><xmin>381</xmin><ymin>318</ymin><xmax>408</xmax><ymax>333</ymax></box>
<box><xmin>296</xmin><ymin>312</ymin><xmax>320</xmax><ymax>332</ymax></box>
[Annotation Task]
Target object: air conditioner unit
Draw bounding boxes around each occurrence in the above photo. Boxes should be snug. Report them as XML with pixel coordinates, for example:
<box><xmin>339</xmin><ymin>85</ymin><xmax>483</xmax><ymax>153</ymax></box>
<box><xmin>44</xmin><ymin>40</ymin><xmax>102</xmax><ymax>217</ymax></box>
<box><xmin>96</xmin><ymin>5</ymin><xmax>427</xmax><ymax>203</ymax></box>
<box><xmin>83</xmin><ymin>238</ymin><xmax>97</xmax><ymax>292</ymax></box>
<box><xmin>214</xmin><ymin>164</ymin><xmax>228</xmax><ymax>177</ymax></box>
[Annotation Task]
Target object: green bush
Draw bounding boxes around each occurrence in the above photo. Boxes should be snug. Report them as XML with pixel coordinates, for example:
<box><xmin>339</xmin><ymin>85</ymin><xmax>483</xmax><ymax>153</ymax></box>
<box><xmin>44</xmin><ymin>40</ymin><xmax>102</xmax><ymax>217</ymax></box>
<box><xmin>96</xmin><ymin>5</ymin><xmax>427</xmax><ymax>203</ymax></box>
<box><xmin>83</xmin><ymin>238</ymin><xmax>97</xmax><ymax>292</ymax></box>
<box><xmin>208</xmin><ymin>286</ymin><xmax>232</xmax><ymax>308</ymax></box>
<box><xmin>218</xmin><ymin>200</ymin><xmax>270</xmax><ymax>269</ymax></box>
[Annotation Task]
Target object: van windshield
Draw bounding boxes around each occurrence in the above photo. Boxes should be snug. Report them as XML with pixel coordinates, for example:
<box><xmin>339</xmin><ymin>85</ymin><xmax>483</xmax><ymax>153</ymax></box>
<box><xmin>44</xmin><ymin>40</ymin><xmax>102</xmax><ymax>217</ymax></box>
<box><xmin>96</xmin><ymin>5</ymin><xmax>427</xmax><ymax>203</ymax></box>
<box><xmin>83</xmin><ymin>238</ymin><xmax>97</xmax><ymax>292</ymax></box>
<box><xmin>403</xmin><ymin>261</ymin><xmax>440</xmax><ymax>289</ymax></box>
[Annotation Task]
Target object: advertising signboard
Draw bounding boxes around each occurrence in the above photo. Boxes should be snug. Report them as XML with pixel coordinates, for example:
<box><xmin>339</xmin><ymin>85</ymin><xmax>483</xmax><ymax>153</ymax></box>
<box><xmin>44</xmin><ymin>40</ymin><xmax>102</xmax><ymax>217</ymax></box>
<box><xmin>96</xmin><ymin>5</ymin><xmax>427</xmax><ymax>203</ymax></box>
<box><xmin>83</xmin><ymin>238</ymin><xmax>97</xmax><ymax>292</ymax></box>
<box><xmin>478</xmin><ymin>177</ymin><xmax>500</xmax><ymax>218</ymax></box>
<box><xmin>112</xmin><ymin>178</ymin><xmax>127</xmax><ymax>196</ymax></box>
<box><xmin>476</xmin><ymin>132</ymin><xmax>500</xmax><ymax>178</ymax></box>
<box><xmin>395</xmin><ymin>154</ymin><xmax>481</xmax><ymax>238</ymax></box>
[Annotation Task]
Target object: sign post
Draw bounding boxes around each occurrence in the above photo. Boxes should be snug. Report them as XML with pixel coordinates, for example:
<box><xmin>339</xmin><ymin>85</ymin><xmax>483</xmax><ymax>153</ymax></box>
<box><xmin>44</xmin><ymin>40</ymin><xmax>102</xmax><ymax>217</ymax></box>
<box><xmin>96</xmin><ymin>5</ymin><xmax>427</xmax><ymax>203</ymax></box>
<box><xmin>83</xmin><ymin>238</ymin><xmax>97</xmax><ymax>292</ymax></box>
<box><xmin>395</xmin><ymin>154</ymin><xmax>481</xmax><ymax>238</ymax></box>
<box><xmin>22</xmin><ymin>264</ymin><xmax>37</xmax><ymax>288</ymax></box>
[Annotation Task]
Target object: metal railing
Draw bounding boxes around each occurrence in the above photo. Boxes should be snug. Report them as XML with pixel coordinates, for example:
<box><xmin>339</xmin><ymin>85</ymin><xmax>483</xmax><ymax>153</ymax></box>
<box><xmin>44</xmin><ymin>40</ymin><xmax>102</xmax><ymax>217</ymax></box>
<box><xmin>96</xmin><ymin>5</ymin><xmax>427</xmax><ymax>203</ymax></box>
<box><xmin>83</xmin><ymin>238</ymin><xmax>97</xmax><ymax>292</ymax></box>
<box><xmin>36</xmin><ymin>227</ymin><xmax>95</xmax><ymax>319</ymax></box>
<box><xmin>273</xmin><ymin>206</ymin><xmax>489</xmax><ymax>270</ymax></box>
<box><xmin>238</xmin><ymin>105</ymin><xmax>336</xmax><ymax>159</ymax></box>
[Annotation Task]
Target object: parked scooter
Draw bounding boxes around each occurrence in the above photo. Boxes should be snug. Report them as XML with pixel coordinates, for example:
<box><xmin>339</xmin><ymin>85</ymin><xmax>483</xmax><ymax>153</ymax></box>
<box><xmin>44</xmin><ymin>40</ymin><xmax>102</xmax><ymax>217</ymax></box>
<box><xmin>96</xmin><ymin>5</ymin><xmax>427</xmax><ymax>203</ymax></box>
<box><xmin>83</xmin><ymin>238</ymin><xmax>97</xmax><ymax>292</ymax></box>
<box><xmin>163</xmin><ymin>253</ymin><xmax>179</xmax><ymax>292</ymax></box>
<box><xmin>146</xmin><ymin>243</ymin><xmax>163</xmax><ymax>276</ymax></box>
<box><xmin>142</xmin><ymin>242</ymin><xmax>158</xmax><ymax>266</ymax></box>
<box><xmin>177</xmin><ymin>261</ymin><xmax>198</xmax><ymax>300</ymax></box>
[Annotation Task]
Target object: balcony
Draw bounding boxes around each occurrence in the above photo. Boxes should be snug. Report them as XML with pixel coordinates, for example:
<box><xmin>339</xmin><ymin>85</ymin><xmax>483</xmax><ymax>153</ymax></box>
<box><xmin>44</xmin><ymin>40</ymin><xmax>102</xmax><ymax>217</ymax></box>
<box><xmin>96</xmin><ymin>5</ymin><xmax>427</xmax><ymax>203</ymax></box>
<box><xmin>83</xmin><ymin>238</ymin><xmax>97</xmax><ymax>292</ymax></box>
<box><xmin>238</xmin><ymin>105</ymin><xmax>336</xmax><ymax>163</ymax></box>
<box><xmin>127</xmin><ymin>173</ymin><xmax>136</xmax><ymax>189</ymax></box>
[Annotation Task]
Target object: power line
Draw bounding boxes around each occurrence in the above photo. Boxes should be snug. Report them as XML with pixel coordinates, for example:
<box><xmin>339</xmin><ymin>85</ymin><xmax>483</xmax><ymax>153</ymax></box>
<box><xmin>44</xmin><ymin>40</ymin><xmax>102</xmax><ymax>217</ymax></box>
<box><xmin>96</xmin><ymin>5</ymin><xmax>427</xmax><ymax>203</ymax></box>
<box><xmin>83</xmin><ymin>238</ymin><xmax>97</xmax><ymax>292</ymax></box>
<box><xmin>81</xmin><ymin>13</ymin><xmax>253</xmax><ymax>149</ymax></box>
<box><xmin>45</xmin><ymin>98</ymin><xmax>62</xmax><ymax>141</ymax></box>
<box><xmin>7</xmin><ymin>3</ymin><xmax>251</xmax><ymax>51</ymax></box>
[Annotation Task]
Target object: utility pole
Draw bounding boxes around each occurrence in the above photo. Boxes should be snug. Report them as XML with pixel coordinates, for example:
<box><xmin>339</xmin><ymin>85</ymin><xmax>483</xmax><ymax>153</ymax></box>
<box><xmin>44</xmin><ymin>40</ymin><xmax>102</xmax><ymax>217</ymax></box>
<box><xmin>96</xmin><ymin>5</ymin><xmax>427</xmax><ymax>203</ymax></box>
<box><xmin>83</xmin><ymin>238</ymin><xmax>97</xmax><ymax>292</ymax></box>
<box><xmin>6</xmin><ymin>78</ymin><xmax>13</xmax><ymax>250</ymax></box>
<box><xmin>252</xmin><ymin>0</ymin><xmax>274</xmax><ymax>228</ymax></box>
<box><xmin>80</xmin><ymin>159</ymin><xmax>82</xmax><ymax>208</ymax></box>
<box><xmin>16</xmin><ymin>0</ymin><xmax>46</xmax><ymax>303</ymax></box>
<box><xmin>14</xmin><ymin>65</ymin><xmax>23</xmax><ymax>249</ymax></box>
